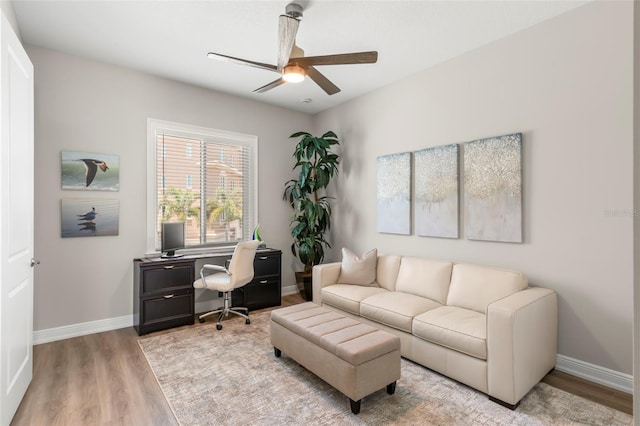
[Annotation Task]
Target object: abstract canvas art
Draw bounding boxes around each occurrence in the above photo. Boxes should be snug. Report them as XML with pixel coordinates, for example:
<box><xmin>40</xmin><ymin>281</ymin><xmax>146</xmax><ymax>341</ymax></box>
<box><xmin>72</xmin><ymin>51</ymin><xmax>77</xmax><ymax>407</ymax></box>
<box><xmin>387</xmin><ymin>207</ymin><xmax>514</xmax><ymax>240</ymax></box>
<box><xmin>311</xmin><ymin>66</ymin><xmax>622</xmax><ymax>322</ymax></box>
<box><xmin>61</xmin><ymin>151</ymin><xmax>119</xmax><ymax>191</ymax></box>
<box><xmin>464</xmin><ymin>133</ymin><xmax>522</xmax><ymax>243</ymax></box>
<box><xmin>61</xmin><ymin>198</ymin><xmax>120</xmax><ymax>238</ymax></box>
<box><xmin>377</xmin><ymin>152</ymin><xmax>411</xmax><ymax>235</ymax></box>
<box><xmin>415</xmin><ymin>144</ymin><xmax>459</xmax><ymax>238</ymax></box>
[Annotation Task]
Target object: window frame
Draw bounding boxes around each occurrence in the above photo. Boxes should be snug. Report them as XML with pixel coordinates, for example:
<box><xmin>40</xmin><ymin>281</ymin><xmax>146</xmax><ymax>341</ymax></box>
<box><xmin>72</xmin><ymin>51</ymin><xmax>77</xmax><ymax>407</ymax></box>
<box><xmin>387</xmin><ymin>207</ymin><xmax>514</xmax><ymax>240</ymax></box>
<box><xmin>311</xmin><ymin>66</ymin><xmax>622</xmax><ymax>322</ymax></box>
<box><xmin>146</xmin><ymin>118</ymin><xmax>258</xmax><ymax>255</ymax></box>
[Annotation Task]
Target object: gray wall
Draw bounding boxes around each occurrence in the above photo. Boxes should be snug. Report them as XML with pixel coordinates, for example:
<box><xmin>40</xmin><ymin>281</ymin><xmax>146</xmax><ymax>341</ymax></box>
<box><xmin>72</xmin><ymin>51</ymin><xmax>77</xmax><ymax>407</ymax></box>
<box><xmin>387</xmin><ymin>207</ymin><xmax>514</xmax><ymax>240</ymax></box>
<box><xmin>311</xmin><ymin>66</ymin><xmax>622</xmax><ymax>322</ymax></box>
<box><xmin>26</xmin><ymin>0</ymin><xmax>635</xmax><ymax>379</ymax></box>
<box><xmin>314</xmin><ymin>1</ymin><xmax>634</xmax><ymax>374</ymax></box>
<box><xmin>29</xmin><ymin>46</ymin><xmax>311</xmax><ymax>331</ymax></box>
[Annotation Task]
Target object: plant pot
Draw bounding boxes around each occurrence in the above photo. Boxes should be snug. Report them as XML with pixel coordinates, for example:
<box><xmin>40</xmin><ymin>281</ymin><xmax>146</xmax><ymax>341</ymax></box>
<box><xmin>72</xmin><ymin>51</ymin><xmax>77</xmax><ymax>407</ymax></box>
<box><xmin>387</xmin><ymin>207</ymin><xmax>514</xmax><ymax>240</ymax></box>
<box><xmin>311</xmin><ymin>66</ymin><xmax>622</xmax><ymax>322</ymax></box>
<box><xmin>295</xmin><ymin>271</ymin><xmax>313</xmax><ymax>302</ymax></box>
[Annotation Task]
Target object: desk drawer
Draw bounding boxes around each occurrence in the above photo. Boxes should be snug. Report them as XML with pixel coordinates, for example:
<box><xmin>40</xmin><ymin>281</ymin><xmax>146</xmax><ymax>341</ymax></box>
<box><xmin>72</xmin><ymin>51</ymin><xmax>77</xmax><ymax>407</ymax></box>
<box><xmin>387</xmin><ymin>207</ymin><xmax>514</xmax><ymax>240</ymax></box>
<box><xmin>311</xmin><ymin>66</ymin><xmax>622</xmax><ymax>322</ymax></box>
<box><xmin>141</xmin><ymin>264</ymin><xmax>193</xmax><ymax>295</ymax></box>
<box><xmin>253</xmin><ymin>254</ymin><xmax>280</xmax><ymax>277</ymax></box>
<box><xmin>141</xmin><ymin>290</ymin><xmax>194</xmax><ymax>325</ymax></box>
<box><xmin>233</xmin><ymin>278</ymin><xmax>281</xmax><ymax>311</ymax></box>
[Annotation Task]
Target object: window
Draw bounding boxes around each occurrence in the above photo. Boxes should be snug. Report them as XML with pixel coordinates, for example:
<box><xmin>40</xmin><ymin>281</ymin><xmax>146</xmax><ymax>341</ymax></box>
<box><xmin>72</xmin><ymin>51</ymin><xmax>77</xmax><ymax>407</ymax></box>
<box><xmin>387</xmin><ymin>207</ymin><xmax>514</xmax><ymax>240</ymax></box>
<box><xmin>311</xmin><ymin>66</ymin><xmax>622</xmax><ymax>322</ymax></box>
<box><xmin>147</xmin><ymin>119</ymin><xmax>258</xmax><ymax>252</ymax></box>
<box><xmin>220</xmin><ymin>148</ymin><xmax>225</xmax><ymax>164</ymax></box>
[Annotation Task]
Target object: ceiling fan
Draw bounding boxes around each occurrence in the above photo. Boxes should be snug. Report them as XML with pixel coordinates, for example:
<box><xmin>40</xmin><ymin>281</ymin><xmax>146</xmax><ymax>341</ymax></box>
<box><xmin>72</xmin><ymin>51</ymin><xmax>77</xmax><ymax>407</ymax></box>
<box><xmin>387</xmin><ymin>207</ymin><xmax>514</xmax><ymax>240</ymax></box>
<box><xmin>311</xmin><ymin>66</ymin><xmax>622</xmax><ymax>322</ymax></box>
<box><xmin>207</xmin><ymin>2</ymin><xmax>378</xmax><ymax>96</ymax></box>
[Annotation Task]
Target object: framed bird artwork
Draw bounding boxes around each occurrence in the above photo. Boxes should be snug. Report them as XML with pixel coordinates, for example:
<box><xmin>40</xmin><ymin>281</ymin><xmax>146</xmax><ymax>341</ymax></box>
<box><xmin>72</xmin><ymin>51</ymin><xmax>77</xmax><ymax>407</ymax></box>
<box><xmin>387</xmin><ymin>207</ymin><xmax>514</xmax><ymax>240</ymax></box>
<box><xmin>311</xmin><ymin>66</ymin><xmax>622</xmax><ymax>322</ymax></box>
<box><xmin>61</xmin><ymin>150</ymin><xmax>119</xmax><ymax>191</ymax></box>
<box><xmin>61</xmin><ymin>198</ymin><xmax>120</xmax><ymax>238</ymax></box>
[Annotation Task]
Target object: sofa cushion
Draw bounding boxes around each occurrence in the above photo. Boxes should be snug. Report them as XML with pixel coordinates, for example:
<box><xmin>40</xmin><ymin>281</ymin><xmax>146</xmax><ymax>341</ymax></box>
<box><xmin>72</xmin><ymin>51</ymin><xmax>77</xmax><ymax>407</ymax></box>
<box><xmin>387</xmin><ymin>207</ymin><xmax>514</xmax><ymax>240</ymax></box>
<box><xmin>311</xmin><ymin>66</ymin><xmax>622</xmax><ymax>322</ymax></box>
<box><xmin>376</xmin><ymin>255</ymin><xmax>402</xmax><ymax>291</ymax></box>
<box><xmin>321</xmin><ymin>284</ymin><xmax>388</xmax><ymax>315</ymax></box>
<box><xmin>446</xmin><ymin>263</ymin><xmax>527</xmax><ymax>314</ymax></box>
<box><xmin>394</xmin><ymin>257</ymin><xmax>453</xmax><ymax>305</ymax></box>
<box><xmin>337</xmin><ymin>248</ymin><xmax>377</xmax><ymax>286</ymax></box>
<box><xmin>413</xmin><ymin>306</ymin><xmax>487</xmax><ymax>360</ymax></box>
<box><xmin>361</xmin><ymin>292</ymin><xmax>442</xmax><ymax>333</ymax></box>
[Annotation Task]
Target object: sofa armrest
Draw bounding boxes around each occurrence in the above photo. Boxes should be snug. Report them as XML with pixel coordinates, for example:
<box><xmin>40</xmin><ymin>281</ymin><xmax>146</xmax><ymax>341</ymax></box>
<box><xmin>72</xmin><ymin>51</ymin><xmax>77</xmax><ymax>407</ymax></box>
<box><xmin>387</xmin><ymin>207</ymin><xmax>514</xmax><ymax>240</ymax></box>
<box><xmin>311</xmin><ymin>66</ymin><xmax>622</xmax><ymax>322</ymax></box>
<box><xmin>487</xmin><ymin>287</ymin><xmax>557</xmax><ymax>406</ymax></box>
<box><xmin>312</xmin><ymin>262</ymin><xmax>342</xmax><ymax>304</ymax></box>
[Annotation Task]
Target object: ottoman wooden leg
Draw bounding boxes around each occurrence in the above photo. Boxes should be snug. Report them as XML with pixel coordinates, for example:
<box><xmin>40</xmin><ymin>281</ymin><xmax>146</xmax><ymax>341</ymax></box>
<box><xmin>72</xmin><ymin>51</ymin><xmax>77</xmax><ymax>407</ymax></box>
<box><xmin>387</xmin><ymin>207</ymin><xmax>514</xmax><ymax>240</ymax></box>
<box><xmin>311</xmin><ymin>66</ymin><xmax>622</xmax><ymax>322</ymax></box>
<box><xmin>349</xmin><ymin>398</ymin><xmax>361</xmax><ymax>414</ymax></box>
<box><xmin>386</xmin><ymin>381</ymin><xmax>396</xmax><ymax>395</ymax></box>
<box><xmin>274</xmin><ymin>347</ymin><xmax>282</xmax><ymax>357</ymax></box>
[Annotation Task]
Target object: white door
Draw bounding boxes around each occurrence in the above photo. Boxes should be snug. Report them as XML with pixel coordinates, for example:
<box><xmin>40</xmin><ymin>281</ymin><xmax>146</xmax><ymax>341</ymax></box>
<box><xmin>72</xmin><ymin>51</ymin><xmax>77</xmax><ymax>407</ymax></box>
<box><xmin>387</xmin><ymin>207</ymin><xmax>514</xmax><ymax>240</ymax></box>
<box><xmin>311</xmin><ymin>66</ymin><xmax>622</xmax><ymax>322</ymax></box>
<box><xmin>0</xmin><ymin>12</ymin><xmax>34</xmax><ymax>426</ymax></box>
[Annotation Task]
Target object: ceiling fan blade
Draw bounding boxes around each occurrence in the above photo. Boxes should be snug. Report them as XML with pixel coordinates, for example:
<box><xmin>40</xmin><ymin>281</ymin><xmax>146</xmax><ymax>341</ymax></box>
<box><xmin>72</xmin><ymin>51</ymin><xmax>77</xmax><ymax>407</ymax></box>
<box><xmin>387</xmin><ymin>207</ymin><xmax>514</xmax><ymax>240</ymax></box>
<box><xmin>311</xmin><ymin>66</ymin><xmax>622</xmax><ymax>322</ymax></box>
<box><xmin>306</xmin><ymin>67</ymin><xmax>340</xmax><ymax>96</ymax></box>
<box><xmin>278</xmin><ymin>15</ymin><xmax>299</xmax><ymax>71</ymax></box>
<box><xmin>207</xmin><ymin>52</ymin><xmax>278</xmax><ymax>73</ymax></box>
<box><xmin>291</xmin><ymin>51</ymin><xmax>378</xmax><ymax>67</ymax></box>
<box><xmin>253</xmin><ymin>78</ymin><xmax>287</xmax><ymax>94</ymax></box>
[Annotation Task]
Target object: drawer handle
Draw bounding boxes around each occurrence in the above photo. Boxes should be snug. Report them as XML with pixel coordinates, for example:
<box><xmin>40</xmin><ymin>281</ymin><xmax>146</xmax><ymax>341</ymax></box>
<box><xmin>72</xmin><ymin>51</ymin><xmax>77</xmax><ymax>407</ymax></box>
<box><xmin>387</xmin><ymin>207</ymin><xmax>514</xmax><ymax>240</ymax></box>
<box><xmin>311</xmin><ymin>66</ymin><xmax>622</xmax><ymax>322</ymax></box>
<box><xmin>259</xmin><ymin>256</ymin><xmax>268</xmax><ymax>260</ymax></box>
<box><xmin>259</xmin><ymin>280</ymin><xmax>268</xmax><ymax>284</ymax></box>
<box><xmin>163</xmin><ymin>294</ymin><xmax>175</xmax><ymax>299</ymax></box>
<box><xmin>164</xmin><ymin>265</ymin><xmax>175</xmax><ymax>269</ymax></box>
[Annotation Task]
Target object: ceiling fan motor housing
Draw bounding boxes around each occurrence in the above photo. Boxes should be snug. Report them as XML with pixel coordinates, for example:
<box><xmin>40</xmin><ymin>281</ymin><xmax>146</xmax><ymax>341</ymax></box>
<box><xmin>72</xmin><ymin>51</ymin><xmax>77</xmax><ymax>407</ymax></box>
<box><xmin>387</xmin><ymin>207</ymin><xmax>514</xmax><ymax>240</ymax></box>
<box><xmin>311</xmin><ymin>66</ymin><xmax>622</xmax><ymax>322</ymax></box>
<box><xmin>286</xmin><ymin>3</ymin><xmax>303</xmax><ymax>19</ymax></box>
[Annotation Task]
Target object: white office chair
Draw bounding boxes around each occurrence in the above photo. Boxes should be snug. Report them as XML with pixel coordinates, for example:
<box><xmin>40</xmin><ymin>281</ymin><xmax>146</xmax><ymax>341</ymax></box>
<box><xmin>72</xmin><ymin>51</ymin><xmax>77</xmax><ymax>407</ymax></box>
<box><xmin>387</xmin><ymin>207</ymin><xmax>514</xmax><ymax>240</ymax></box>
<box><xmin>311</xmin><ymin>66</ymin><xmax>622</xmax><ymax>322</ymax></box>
<box><xmin>193</xmin><ymin>240</ymin><xmax>260</xmax><ymax>330</ymax></box>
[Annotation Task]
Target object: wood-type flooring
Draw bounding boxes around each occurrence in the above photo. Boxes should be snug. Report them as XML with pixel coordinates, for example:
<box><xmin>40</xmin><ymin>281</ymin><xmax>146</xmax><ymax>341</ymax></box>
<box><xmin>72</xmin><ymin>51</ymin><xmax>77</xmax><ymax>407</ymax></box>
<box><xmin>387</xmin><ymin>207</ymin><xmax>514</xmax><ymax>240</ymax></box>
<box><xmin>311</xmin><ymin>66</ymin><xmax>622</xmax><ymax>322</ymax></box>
<box><xmin>11</xmin><ymin>294</ymin><xmax>632</xmax><ymax>425</ymax></box>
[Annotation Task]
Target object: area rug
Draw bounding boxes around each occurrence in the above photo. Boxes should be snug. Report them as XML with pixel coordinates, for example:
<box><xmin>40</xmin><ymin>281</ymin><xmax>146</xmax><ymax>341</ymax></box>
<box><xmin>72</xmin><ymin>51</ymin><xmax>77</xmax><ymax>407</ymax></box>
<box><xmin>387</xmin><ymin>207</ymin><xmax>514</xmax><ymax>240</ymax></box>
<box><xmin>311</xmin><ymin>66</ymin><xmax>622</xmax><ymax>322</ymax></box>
<box><xmin>138</xmin><ymin>311</ymin><xmax>632</xmax><ymax>426</ymax></box>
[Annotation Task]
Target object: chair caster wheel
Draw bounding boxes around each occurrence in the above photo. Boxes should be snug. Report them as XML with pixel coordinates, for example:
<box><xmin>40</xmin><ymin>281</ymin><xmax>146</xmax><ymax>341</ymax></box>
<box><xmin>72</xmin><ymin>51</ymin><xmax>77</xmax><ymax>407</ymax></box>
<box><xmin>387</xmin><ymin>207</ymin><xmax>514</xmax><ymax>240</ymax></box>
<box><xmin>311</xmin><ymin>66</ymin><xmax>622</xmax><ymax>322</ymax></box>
<box><xmin>216</xmin><ymin>324</ymin><xmax>222</xmax><ymax>330</ymax></box>
<box><xmin>198</xmin><ymin>318</ymin><xmax>205</xmax><ymax>323</ymax></box>
<box><xmin>246</xmin><ymin>319</ymin><xmax>251</xmax><ymax>325</ymax></box>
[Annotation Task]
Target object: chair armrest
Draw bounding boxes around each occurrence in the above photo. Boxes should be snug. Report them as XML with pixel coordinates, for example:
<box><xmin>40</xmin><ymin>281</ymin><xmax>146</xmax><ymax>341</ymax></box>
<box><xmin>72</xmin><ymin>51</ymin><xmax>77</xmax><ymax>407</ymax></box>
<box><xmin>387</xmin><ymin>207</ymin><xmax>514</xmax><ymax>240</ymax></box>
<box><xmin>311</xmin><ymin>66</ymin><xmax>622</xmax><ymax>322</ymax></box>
<box><xmin>312</xmin><ymin>262</ymin><xmax>342</xmax><ymax>304</ymax></box>
<box><xmin>487</xmin><ymin>287</ymin><xmax>557</xmax><ymax>405</ymax></box>
<box><xmin>200</xmin><ymin>264</ymin><xmax>230</xmax><ymax>286</ymax></box>
<box><xmin>201</xmin><ymin>264</ymin><xmax>229</xmax><ymax>274</ymax></box>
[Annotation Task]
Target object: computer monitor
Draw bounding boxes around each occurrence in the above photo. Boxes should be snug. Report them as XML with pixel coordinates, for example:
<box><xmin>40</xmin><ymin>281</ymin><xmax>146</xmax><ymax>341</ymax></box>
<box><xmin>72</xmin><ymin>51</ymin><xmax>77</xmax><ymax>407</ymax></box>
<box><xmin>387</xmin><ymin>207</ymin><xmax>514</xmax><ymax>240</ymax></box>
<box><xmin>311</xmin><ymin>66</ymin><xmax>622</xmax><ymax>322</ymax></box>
<box><xmin>161</xmin><ymin>221</ymin><xmax>185</xmax><ymax>258</ymax></box>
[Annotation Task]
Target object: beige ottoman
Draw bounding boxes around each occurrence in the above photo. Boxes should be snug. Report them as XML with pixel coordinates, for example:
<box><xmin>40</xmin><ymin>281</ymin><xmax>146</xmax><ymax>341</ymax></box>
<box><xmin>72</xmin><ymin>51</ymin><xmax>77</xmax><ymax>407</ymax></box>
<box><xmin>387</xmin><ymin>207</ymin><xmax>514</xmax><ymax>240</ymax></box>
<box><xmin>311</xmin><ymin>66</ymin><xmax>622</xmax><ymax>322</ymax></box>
<box><xmin>270</xmin><ymin>302</ymin><xmax>401</xmax><ymax>414</ymax></box>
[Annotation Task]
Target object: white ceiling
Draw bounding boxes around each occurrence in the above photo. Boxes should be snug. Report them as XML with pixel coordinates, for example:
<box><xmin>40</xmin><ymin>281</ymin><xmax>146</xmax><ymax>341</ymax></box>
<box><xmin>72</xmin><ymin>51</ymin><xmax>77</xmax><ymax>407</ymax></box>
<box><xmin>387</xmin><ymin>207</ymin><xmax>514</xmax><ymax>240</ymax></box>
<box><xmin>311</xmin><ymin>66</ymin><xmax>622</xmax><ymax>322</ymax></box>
<box><xmin>12</xmin><ymin>0</ymin><xmax>588</xmax><ymax>114</ymax></box>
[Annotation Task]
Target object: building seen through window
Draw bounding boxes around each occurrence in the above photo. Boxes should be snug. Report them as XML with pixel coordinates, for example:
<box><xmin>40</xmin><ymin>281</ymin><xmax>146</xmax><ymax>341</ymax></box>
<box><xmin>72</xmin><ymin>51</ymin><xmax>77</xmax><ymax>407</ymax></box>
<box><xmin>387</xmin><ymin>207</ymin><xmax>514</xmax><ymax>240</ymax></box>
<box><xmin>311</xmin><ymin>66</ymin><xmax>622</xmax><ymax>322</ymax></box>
<box><xmin>154</xmin><ymin>132</ymin><xmax>251</xmax><ymax>248</ymax></box>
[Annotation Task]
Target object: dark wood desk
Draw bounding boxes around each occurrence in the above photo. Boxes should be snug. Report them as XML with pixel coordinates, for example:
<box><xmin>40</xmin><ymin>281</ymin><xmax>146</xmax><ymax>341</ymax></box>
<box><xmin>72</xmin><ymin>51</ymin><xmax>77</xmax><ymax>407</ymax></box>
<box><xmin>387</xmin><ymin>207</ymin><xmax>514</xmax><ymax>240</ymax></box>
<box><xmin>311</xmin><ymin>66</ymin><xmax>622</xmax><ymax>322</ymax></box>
<box><xmin>133</xmin><ymin>248</ymin><xmax>282</xmax><ymax>335</ymax></box>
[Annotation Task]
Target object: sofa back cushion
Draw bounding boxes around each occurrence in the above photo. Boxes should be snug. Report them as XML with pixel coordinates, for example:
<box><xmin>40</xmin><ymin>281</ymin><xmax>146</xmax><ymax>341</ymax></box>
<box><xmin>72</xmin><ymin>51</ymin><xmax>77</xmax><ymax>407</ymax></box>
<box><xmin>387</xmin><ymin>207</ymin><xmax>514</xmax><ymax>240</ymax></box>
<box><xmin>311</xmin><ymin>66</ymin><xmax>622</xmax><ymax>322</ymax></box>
<box><xmin>376</xmin><ymin>255</ymin><xmax>402</xmax><ymax>291</ymax></box>
<box><xmin>394</xmin><ymin>257</ymin><xmax>453</xmax><ymax>304</ymax></box>
<box><xmin>337</xmin><ymin>248</ymin><xmax>377</xmax><ymax>286</ymax></box>
<box><xmin>446</xmin><ymin>263</ymin><xmax>527</xmax><ymax>314</ymax></box>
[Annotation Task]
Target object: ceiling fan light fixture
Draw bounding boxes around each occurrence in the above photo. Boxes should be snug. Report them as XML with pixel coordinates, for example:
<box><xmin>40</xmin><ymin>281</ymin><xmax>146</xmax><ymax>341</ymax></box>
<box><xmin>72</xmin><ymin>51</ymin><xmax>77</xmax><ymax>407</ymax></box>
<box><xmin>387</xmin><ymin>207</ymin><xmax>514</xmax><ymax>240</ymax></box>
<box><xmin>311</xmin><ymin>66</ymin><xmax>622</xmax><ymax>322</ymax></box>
<box><xmin>283</xmin><ymin>64</ymin><xmax>306</xmax><ymax>83</ymax></box>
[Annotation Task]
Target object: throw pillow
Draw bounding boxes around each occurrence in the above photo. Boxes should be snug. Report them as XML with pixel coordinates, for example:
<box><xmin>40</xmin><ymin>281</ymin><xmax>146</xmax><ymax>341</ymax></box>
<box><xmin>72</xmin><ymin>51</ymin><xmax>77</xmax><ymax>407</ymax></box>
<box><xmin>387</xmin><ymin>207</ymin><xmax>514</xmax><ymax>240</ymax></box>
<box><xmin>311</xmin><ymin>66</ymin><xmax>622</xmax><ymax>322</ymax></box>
<box><xmin>337</xmin><ymin>248</ymin><xmax>378</xmax><ymax>286</ymax></box>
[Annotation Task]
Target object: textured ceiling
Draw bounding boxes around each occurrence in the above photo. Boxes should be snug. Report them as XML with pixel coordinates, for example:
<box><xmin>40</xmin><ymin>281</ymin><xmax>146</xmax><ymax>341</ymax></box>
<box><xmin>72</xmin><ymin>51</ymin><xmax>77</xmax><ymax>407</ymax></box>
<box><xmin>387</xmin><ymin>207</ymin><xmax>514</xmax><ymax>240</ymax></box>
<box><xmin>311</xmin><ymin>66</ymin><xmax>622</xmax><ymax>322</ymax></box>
<box><xmin>12</xmin><ymin>0</ymin><xmax>588</xmax><ymax>114</ymax></box>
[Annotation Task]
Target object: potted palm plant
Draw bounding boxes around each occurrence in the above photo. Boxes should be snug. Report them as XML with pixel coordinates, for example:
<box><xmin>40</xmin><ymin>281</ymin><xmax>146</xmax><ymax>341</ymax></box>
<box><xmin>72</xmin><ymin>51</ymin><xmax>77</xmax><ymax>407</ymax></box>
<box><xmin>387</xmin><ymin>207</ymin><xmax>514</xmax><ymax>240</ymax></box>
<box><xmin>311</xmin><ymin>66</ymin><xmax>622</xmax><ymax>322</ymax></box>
<box><xmin>283</xmin><ymin>130</ymin><xmax>340</xmax><ymax>300</ymax></box>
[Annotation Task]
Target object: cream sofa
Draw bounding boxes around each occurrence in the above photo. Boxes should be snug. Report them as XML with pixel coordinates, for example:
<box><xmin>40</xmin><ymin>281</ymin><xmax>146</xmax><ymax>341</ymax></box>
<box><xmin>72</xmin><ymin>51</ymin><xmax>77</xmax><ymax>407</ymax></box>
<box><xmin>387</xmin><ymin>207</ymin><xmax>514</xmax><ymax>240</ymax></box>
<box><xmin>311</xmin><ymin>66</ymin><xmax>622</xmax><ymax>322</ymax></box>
<box><xmin>312</xmin><ymin>253</ymin><xmax>558</xmax><ymax>408</ymax></box>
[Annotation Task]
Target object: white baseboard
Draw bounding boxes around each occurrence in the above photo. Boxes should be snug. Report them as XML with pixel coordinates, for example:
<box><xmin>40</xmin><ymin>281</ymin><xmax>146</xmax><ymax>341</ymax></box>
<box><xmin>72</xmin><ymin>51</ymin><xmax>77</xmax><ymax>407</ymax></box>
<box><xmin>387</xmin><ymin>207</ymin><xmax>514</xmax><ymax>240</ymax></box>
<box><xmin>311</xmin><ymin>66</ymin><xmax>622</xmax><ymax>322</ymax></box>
<box><xmin>282</xmin><ymin>284</ymin><xmax>299</xmax><ymax>296</ymax></box>
<box><xmin>33</xmin><ymin>312</ymin><xmax>633</xmax><ymax>396</ymax></box>
<box><xmin>556</xmin><ymin>354</ymin><xmax>633</xmax><ymax>394</ymax></box>
<box><xmin>33</xmin><ymin>314</ymin><xmax>133</xmax><ymax>345</ymax></box>
<box><xmin>34</xmin><ymin>287</ymin><xmax>301</xmax><ymax>345</ymax></box>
